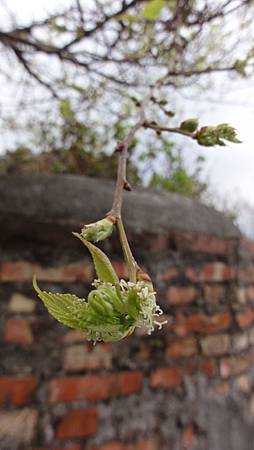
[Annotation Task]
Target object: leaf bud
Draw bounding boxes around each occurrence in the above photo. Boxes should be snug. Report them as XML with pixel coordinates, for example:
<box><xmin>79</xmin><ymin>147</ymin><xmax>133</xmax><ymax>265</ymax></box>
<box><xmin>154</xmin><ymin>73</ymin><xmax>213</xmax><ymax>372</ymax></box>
<box><xmin>81</xmin><ymin>217</ymin><xmax>115</xmax><ymax>243</ymax></box>
<box><xmin>180</xmin><ymin>118</ymin><xmax>199</xmax><ymax>132</ymax></box>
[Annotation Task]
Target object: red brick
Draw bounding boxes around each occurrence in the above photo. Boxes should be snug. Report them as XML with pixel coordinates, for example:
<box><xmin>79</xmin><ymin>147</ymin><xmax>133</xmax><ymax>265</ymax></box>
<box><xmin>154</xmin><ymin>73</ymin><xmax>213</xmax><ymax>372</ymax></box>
<box><xmin>187</xmin><ymin>359</ymin><xmax>217</xmax><ymax>378</ymax></box>
<box><xmin>246</xmin><ymin>286</ymin><xmax>254</xmax><ymax>302</ymax></box>
<box><xmin>0</xmin><ymin>260</ymin><xmax>92</xmax><ymax>282</ymax></box>
<box><xmin>0</xmin><ymin>375</ymin><xmax>37</xmax><ymax>406</ymax></box>
<box><xmin>166</xmin><ymin>337</ymin><xmax>198</xmax><ymax>358</ymax></box>
<box><xmin>111</xmin><ymin>261</ymin><xmax>128</xmax><ymax>279</ymax></box>
<box><xmin>150</xmin><ymin>234</ymin><xmax>169</xmax><ymax>253</ymax></box>
<box><xmin>200</xmin><ymin>334</ymin><xmax>230</xmax><ymax>356</ymax></box>
<box><xmin>172</xmin><ymin>312</ymin><xmax>232</xmax><ymax>337</ymax></box>
<box><xmin>4</xmin><ymin>318</ymin><xmax>33</xmax><ymax>344</ymax></box>
<box><xmin>49</xmin><ymin>372</ymin><xmax>143</xmax><ymax>403</ymax></box>
<box><xmin>150</xmin><ymin>367</ymin><xmax>183</xmax><ymax>389</ymax></box>
<box><xmin>35</xmin><ymin>446</ymin><xmax>82</xmax><ymax>450</ymax></box>
<box><xmin>63</xmin><ymin>343</ymin><xmax>112</xmax><ymax>371</ymax></box>
<box><xmin>249</xmin><ymin>327</ymin><xmax>254</xmax><ymax>344</ymax></box>
<box><xmin>0</xmin><ymin>409</ymin><xmax>38</xmax><ymax>444</ymax></box>
<box><xmin>240</xmin><ymin>238</ymin><xmax>254</xmax><ymax>257</ymax></box>
<box><xmin>238</xmin><ymin>266</ymin><xmax>254</xmax><ymax>283</ymax></box>
<box><xmin>118</xmin><ymin>371</ymin><xmax>144</xmax><ymax>395</ymax></box>
<box><xmin>203</xmin><ymin>285</ymin><xmax>225</xmax><ymax>304</ymax></box>
<box><xmin>63</xmin><ymin>262</ymin><xmax>93</xmax><ymax>282</ymax></box>
<box><xmin>189</xmin><ymin>234</ymin><xmax>236</xmax><ymax>256</ymax></box>
<box><xmin>214</xmin><ymin>382</ymin><xmax>230</xmax><ymax>396</ymax></box>
<box><xmin>134</xmin><ymin>438</ymin><xmax>160</xmax><ymax>450</ymax></box>
<box><xmin>150</xmin><ymin>359</ymin><xmax>216</xmax><ymax>390</ymax></box>
<box><xmin>159</xmin><ymin>267</ymin><xmax>178</xmax><ymax>282</ymax></box>
<box><xmin>90</xmin><ymin>438</ymin><xmax>160</xmax><ymax>450</ymax></box>
<box><xmin>167</xmin><ymin>286</ymin><xmax>197</xmax><ymax>306</ymax></box>
<box><xmin>236</xmin><ymin>309</ymin><xmax>254</xmax><ymax>329</ymax></box>
<box><xmin>56</xmin><ymin>408</ymin><xmax>97</xmax><ymax>440</ymax></box>
<box><xmin>62</xmin><ymin>330</ymin><xmax>86</xmax><ymax>343</ymax></box>
<box><xmin>182</xmin><ymin>424</ymin><xmax>195</xmax><ymax>449</ymax></box>
<box><xmin>220</xmin><ymin>352</ymin><xmax>254</xmax><ymax>378</ymax></box>
<box><xmin>89</xmin><ymin>444</ymin><xmax>126</xmax><ymax>450</ymax></box>
<box><xmin>185</xmin><ymin>263</ymin><xmax>236</xmax><ymax>282</ymax></box>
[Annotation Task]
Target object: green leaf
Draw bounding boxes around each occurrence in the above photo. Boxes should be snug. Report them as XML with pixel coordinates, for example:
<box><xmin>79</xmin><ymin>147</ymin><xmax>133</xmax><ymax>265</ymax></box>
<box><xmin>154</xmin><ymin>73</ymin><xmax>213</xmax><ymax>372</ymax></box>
<box><xmin>143</xmin><ymin>0</ymin><xmax>165</xmax><ymax>20</ymax></box>
<box><xmin>60</xmin><ymin>98</ymin><xmax>73</xmax><ymax>119</ymax></box>
<box><xmin>73</xmin><ymin>233</ymin><xmax>119</xmax><ymax>284</ymax></box>
<box><xmin>33</xmin><ymin>276</ymin><xmax>88</xmax><ymax>330</ymax></box>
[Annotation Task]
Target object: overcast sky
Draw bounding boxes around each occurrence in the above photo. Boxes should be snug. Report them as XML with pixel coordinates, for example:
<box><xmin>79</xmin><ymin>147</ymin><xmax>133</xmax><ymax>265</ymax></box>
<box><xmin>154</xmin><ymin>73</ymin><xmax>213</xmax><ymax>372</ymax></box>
<box><xmin>1</xmin><ymin>0</ymin><xmax>254</xmax><ymax>231</ymax></box>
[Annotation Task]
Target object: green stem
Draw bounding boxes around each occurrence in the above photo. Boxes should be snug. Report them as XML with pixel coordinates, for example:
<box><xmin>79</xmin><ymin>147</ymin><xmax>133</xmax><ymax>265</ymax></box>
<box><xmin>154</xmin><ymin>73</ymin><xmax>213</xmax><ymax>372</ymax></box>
<box><xmin>116</xmin><ymin>217</ymin><xmax>137</xmax><ymax>283</ymax></box>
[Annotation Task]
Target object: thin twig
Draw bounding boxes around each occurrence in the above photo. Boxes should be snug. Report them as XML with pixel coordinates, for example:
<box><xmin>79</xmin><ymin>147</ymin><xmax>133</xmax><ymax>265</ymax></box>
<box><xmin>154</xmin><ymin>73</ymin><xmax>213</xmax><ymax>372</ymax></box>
<box><xmin>107</xmin><ymin>92</ymin><xmax>151</xmax><ymax>282</ymax></box>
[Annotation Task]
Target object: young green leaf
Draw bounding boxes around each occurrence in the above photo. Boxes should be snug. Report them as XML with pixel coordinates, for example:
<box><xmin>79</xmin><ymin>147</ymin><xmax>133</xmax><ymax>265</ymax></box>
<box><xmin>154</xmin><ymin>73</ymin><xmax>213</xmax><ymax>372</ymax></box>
<box><xmin>73</xmin><ymin>233</ymin><xmax>119</xmax><ymax>284</ymax></box>
<box><xmin>180</xmin><ymin>118</ymin><xmax>199</xmax><ymax>132</ymax></box>
<box><xmin>143</xmin><ymin>0</ymin><xmax>165</xmax><ymax>21</ymax></box>
<box><xmin>33</xmin><ymin>276</ymin><xmax>88</xmax><ymax>330</ymax></box>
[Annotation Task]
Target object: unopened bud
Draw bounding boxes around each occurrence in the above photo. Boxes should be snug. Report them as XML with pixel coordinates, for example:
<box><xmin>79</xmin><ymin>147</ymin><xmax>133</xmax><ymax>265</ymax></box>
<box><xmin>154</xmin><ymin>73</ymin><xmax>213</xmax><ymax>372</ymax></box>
<box><xmin>81</xmin><ymin>218</ymin><xmax>114</xmax><ymax>242</ymax></box>
<box><xmin>180</xmin><ymin>118</ymin><xmax>199</xmax><ymax>133</ymax></box>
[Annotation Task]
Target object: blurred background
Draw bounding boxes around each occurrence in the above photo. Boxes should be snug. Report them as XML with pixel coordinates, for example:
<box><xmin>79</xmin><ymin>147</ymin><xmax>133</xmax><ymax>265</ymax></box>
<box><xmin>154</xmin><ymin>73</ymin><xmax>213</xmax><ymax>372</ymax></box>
<box><xmin>0</xmin><ymin>0</ymin><xmax>254</xmax><ymax>236</ymax></box>
<box><xmin>1</xmin><ymin>2</ymin><xmax>254</xmax><ymax>450</ymax></box>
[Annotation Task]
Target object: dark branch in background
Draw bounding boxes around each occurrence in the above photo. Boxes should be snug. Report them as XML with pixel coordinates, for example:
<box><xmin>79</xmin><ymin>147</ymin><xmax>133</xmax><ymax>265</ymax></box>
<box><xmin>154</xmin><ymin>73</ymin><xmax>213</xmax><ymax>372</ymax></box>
<box><xmin>12</xmin><ymin>47</ymin><xmax>59</xmax><ymax>98</ymax></box>
<box><xmin>0</xmin><ymin>0</ymin><xmax>253</xmax><ymax>97</ymax></box>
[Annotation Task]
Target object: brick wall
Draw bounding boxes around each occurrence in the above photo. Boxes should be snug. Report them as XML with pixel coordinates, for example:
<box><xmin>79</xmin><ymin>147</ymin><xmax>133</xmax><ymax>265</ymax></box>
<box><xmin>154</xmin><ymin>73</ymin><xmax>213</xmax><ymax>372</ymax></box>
<box><xmin>1</xmin><ymin>175</ymin><xmax>254</xmax><ymax>450</ymax></box>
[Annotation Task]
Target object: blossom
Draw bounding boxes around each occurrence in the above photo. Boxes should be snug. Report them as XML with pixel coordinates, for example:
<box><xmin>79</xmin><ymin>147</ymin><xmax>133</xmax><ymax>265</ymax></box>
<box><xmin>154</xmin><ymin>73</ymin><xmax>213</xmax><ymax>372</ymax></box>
<box><xmin>33</xmin><ymin>232</ymin><xmax>166</xmax><ymax>343</ymax></box>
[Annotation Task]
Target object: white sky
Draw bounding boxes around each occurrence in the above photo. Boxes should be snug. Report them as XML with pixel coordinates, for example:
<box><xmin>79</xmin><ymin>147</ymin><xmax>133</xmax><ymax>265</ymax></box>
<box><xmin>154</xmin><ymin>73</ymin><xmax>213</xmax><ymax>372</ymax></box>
<box><xmin>1</xmin><ymin>0</ymin><xmax>254</xmax><ymax>228</ymax></box>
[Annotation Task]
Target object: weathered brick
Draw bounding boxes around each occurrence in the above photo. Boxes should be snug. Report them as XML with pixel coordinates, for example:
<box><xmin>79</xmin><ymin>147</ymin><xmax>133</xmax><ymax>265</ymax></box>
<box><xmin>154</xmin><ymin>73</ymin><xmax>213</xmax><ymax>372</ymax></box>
<box><xmin>186</xmin><ymin>263</ymin><xmax>235</xmax><ymax>282</ymax></box>
<box><xmin>238</xmin><ymin>266</ymin><xmax>254</xmax><ymax>283</ymax></box>
<box><xmin>89</xmin><ymin>444</ymin><xmax>126</xmax><ymax>450</ymax></box>
<box><xmin>249</xmin><ymin>327</ymin><xmax>254</xmax><ymax>344</ymax></box>
<box><xmin>150</xmin><ymin>360</ymin><xmax>216</xmax><ymax>390</ymax></box>
<box><xmin>232</xmin><ymin>333</ymin><xmax>249</xmax><ymax>352</ymax></box>
<box><xmin>150</xmin><ymin>234</ymin><xmax>169</xmax><ymax>253</ymax></box>
<box><xmin>0</xmin><ymin>409</ymin><xmax>38</xmax><ymax>444</ymax></box>
<box><xmin>189</xmin><ymin>234</ymin><xmax>236</xmax><ymax>256</ymax></box>
<box><xmin>214</xmin><ymin>382</ymin><xmax>230</xmax><ymax>396</ymax></box>
<box><xmin>150</xmin><ymin>367</ymin><xmax>183</xmax><ymax>389</ymax></box>
<box><xmin>246</xmin><ymin>286</ymin><xmax>254</xmax><ymax>302</ymax></box>
<box><xmin>4</xmin><ymin>318</ymin><xmax>33</xmax><ymax>343</ymax></box>
<box><xmin>167</xmin><ymin>286</ymin><xmax>197</xmax><ymax>306</ymax></box>
<box><xmin>34</xmin><ymin>446</ymin><xmax>81</xmax><ymax>450</ymax></box>
<box><xmin>203</xmin><ymin>285</ymin><xmax>225</xmax><ymax>304</ymax></box>
<box><xmin>236</xmin><ymin>287</ymin><xmax>247</xmax><ymax>304</ymax></box>
<box><xmin>159</xmin><ymin>267</ymin><xmax>178</xmax><ymax>282</ymax></box>
<box><xmin>62</xmin><ymin>329</ymin><xmax>86</xmax><ymax>343</ymax></box>
<box><xmin>111</xmin><ymin>261</ymin><xmax>128</xmax><ymax>279</ymax></box>
<box><xmin>64</xmin><ymin>343</ymin><xmax>112</xmax><ymax>371</ymax></box>
<box><xmin>235</xmin><ymin>375</ymin><xmax>251</xmax><ymax>393</ymax></box>
<box><xmin>56</xmin><ymin>408</ymin><xmax>97</xmax><ymax>440</ymax></box>
<box><xmin>187</xmin><ymin>359</ymin><xmax>217</xmax><ymax>378</ymax></box>
<box><xmin>33</xmin><ymin>444</ymin><xmax>83</xmax><ymax>450</ymax></box>
<box><xmin>240</xmin><ymin>238</ymin><xmax>254</xmax><ymax>257</ymax></box>
<box><xmin>172</xmin><ymin>312</ymin><xmax>232</xmax><ymax>337</ymax></box>
<box><xmin>49</xmin><ymin>372</ymin><xmax>143</xmax><ymax>403</ymax></box>
<box><xmin>201</xmin><ymin>334</ymin><xmax>230</xmax><ymax>356</ymax></box>
<box><xmin>220</xmin><ymin>352</ymin><xmax>254</xmax><ymax>378</ymax></box>
<box><xmin>8</xmin><ymin>293</ymin><xmax>36</xmax><ymax>313</ymax></box>
<box><xmin>89</xmin><ymin>437</ymin><xmax>160</xmax><ymax>450</ymax></box>
<box><xmin>236</xmin><ymin>309</ymin><xmax>254</xmax><ymax>329</ymax></box>
<box><xmin>182</xmin><ymin>424</ymin><xmax>195</xmax><ymax>450</ymax></box>
<box><xmin>0</xmin><ymin>375</ymin><xmax>37</xmax><ymax>406</ymax></box>
<box><xmin>166</xmin><ymin>337</ymin><xmax>198</xmax><ymax>358</ymax></box>
<box><xmin>0</xmin><ymin>260</ymin><xmax>92</xmax><ymax>282</ymax></box>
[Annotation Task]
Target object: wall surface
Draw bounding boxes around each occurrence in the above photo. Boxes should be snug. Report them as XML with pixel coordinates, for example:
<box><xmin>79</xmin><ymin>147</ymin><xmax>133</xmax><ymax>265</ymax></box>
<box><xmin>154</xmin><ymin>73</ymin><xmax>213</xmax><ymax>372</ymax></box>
<box><xmin>1</xmin><ymin>175</ymin><xmax>254</xmax><ymax>450</ymax></box>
